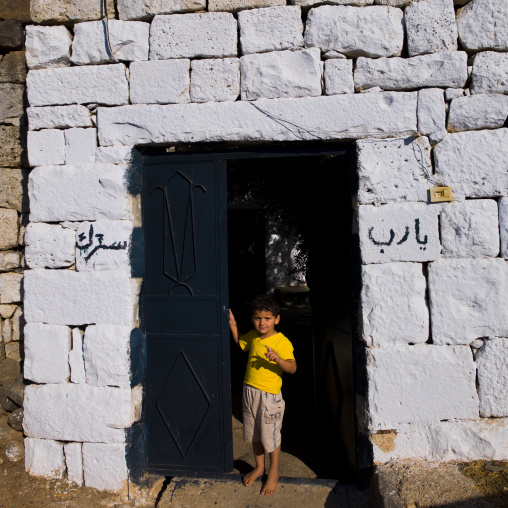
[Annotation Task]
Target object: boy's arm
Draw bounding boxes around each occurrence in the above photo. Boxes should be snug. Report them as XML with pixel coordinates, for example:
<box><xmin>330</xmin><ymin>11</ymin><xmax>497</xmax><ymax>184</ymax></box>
<box><xmin>229</xmin><ymin>310</ymin><xmax>241</xmax><ymax>347</ymax></box>
<box><xmin>264</xmin><ymin>346</ymin><xmax>297</xmax><ymax>374</ymax></box>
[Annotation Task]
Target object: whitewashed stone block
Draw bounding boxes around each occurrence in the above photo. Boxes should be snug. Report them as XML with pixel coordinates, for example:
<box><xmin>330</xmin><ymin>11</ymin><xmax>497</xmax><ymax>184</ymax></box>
<box><xmin>241</xmin><ymin>48</ymin><xmax>322</xmax><ymax>100</ymax></box>
<box><xmin>25</xmin><ymin>25</ymin><xmax>72</xmax><ymax>70</ymax></box>
<box><xmin>130</xmin><ymin>59</ymin><xmax>190</xmax><ymax>105</ymax></box>
<box><xmin>65</xmin><ymin>128</ymin><xmax>97</xmax><ymax>165</ymax></box>
<box><xmin>448</xmin><ymin>95</ymin><xmax>508</xmax><ymax>132</ymax></box>
<box><xmin>25</xmin><ymin>438</ymin><xmax>65</xmax><ymax>479</ymax></box>
<box><xmin>209</xmin><ymin>0</ymin><xmax>285</xmax><ymax>11</ymax></box>
<box><xmin>69</xmin><ymin>328</ymin><xmax>86</xmax><ymax>384</ymax></box>
<box><xmin>471</xmin><ymin>52</ymin><xmax>508</xmax><ymax>95</ymax></box>
<box><xmin>84</xmin><ymin>325</ymin><xmax>131</xmax><ymax>389</ymax></box>
<box><xmin>64</xmin><ymin>442</ymin><xmax>83</xmax><ymax>486</ymax></box>
<box><xmin>361</xmin><ymin>263</ymin><xmax>428</xmax><ymax>347</ymax></box>
<box><xmin>367</xmin><ymin>345</ymin><xmax>478</xmax><ymax>431</ymax></box>
<box><xmin>24</xmin><ymin>323</ymin><xmax>71</xmax><ymax>384</ymax></box>
<box><xmin>293</xmin><ymin>0</ymin><xmax>374</xmax><ymax>4</ymax></box>
<box><xmin>355</xmin><ymin>52</ymin><xmax>468</xmax><ymax>91</ymax></box>
<box><xmin>28</xmin><ymin>105</ymin><xmax>92</xmax><ymax>131</ymax></box>
<box><xmin>95</xmin><ymin>146</ymin><xmax>141</xmax><ymax>164</ymax></box>
<box><xmin>238</xmin><ymin>6</ymin><xmax>303</xmax><ymax>55</ymax></box>
<box><xmin>98</xmin><ymin>92</ymin><xmax>417</xmax><ymax>145</ymax></box>
<box><xmin>476</xmin><ymin>338</ymin><xmax>508</xmax><ymax>417</ymax></box>
<box><xmin>27</xmin><ymin>129</ymin><xmax>65</xmax><ymax>167</ymax></box>
<box><xmin>374</xmin><ymin>0</ymin><xmax>409</xmax><ymax>5</ymax></box>
<box><xmin>27</xmin><ymin>64</ymin><xmax>129</xmax><ymax>107</ymax></box>
<box><xmin>28</xmin><ymin>164</ymin><xmax>130</xmax><ymax>222</ymax></box>
<box><xmin>304</xmin><ymin>5</ymin><xmax>404</xmax><ymax>58</ymax></box>
<box><xmin>428</xmin><ymin>258</ymin><xmax>508</xmax><ymax>344</ymax></box>
<box><xmin>24</xmin><ymin>270</ymin><xmax>133</xmax><ymax>326</ymax></box>
<box><xmin>417</xmin><ymin>88</ymin><xmax>445</xmax><ymax>139</ymax></box>
<box><xmin>149</xmin><ymin>13</ymin><xmax>237</xmax><ymax>60</ymax></box>
<box><xmin>445</xmin><ymin>88</ymin><xmax>464</xmax><ymax>101</ymax></box>
<box><xmin>82</xmin><ymin>443</ymin><xmax>127</xmax><ymax>491</ymax></box>
<box><xmin>25</xmin><ymin>223</ymin><xmax>75</xmax><ymax>269</ymax></box>
<box><xmin>76</xmin><ymin>220</ymin><xmax>132</xmax><ymax>271</ymax></box>
<box><xmin>371</xmin><ymin>419</ymin><xmax>508</xmax><ymax>463</ymax></box>
<box><xmin>358</xmin><ymin>202</ymin><xmax>440</xmax><ymax>264</ymax></box>
<box><xmin>0</xmin><ymin>209</ymin><xmax>19</xmax><ymax>250</ymax></box>
<box><xmin>433</xmin><ymin>129</ymin><xmax>508</xmax><ymax>199</ymax></box>
<box><xmin>191</xmin><ymin>58</ymin><xmax>240</xmax><ymax>103</ymax></box>
<box><xmin>324</xmin><ymin>59</ymin><xmax>354</xmax><ymax>95</ymax></box>
<box><xmin>500</xmin><ymin>198</ymin><xmax>508</xmax><ymax>258</ymax></box>
<box><xmin>118</xmin><ymin>0</ymin><xmax>206</xmax><ymax>20</ymax></box>
<box><xmin>23</xmin><ymin>383</ymin><xmax>133</xmax><ymax>443</ymax></box>
<box><xmin>357</xmin><ymin>136</ymin><xmax>433</xmax><ymax>204</ymax></box>
<box><xmin>71</xmin><ymin>20</ymin><xmax>150</xmax><ymax>65</ymax></box>
<box><xmin>457</xmin><ymin>0</ymin><xmax>508</xmax><ymax>53</ymax></box>
<box><xmin>440</xmin><ymin>200</ymin><xmax>500</xmax><ymax>258</ymax></box>
<box><xmin>405</xmin><ymin>0</ymin><xmax>457</xmax><ymax>57</ymax></box>
<box><xmin>30</xmin><ymin>0</ymin><xmax>116</xmax><ymax>23</ymax></box>
<box><xmin>0</xmin><ymin>273</ymin><xmax>22</xmax><ymax>304</ymax></box>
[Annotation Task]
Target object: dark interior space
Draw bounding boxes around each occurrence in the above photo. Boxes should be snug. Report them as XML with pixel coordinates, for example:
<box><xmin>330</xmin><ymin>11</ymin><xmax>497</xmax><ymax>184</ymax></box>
<box><xmin>226</xmin><ymin>151</ymin><xmax>357</xmax><ymax>482</ymax></box>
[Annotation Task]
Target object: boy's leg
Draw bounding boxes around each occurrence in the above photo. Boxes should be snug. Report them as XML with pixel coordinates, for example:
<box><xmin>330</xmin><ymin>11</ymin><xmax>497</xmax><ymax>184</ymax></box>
<box><xmin>242</xmin><ymin>441</ymin><xmax>265</xmax><ymax>487</ymax></box>
<box><xmin>261</xmin><ymin>444</ymin><xmax>280</xmax><ymax>495</ymax></box>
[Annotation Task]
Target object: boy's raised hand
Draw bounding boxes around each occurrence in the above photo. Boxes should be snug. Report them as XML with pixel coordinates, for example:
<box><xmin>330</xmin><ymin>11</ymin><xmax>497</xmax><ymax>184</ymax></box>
<box><xmin>264</xmin><ymin>346</ymin><xmax>280</xmax><ymax>363</ymax></box>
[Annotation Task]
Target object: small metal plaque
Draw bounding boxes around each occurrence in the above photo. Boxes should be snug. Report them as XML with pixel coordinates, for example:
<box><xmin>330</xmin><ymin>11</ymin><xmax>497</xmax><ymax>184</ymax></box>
<box><xmin>430</xmin><ymin>186</ymin><xmax>454</xmax><ymax>203</ymax></box>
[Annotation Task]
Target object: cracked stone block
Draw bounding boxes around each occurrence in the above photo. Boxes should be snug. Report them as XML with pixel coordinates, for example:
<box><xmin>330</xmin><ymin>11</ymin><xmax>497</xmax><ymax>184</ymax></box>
<box><xmin>71</xmin><ymin>20</ymin><xmax>150</xmax><ymax>65</ymax></box>
<box><xmin>358</xmin><ymin>202</ymin><xmax>440</xmax><ymax>264</ymax></box>
<box><xmin>440</xmin><ymin>199</ymin><xmax>500</xmax><ymax>259</ymax></box>
<box><xmin>27</xmin><ymin>64</ymin><xmax>129</xmax><ymax>107</ymax></box>
<box><xmin>65</xmin><ymin>128</ymin><xmax>96</xmax><ymax>165</ymax></box>
<box><xmin>324</xmin><ymin>59</ymin><xmax>354</xmax><ymax>95</ymax></box>
<box><xmin>428</xmin><ymin>258</ymin><xmax>508</xmax><ymax>344</ymax></box>
<box><xmin>471</xmin><ymin>51</ymin><xmax>508</xmax><ymax>94</ymax></box>
<box><xmin>457</xmin><ymin>0</ymin><xmax>508</xmax><ymax>53</ymax></box>
<box><xmin>64</xmin><ymin>442</ymin><xmax>83</xmax><ymax>486</ymax></box>
<box><xmin>405</xmin><ymin>0</ymin><xmax>457</xmax><ymax>57</ymax></box>
<box><xmin>118</xmin><ymin>0</ymin><xmax>205</xmax><ymax>20</ymax></box>
<box><xmin>75</xmin><ymin>220</ymin><xmax>132</xmax><ymax>272</ymax></box>
<box><xmin>27</xmin><ymin>129</ymin><xmax>65</xmax><ymax>167</ymax></box>
<box><xmin>241</xmin><ymin>48</ymin><xmax>321</xmax><ymax>100</ymax></box>
<box><xmin>25</xmin><ymin>223</ymin><xmax>75</xmax><ymax>269</ymax></box>
<box><xmin>25</xmin><ymin>25</ymin><xmax>72</xmax><ymax>69</ymax></box>
<box><xmin>83</xmin><ymin>325</ymin><xmax>131</xmax><ymax>389</ymax></box>
<box><xmin>28</xmin><ymin>164</ymin><xmax>130</xmax><ymax>222</ymax></box>
<box><xmin>360</xmin><ymin>262</ymin><xmax>428</xmax><ymax>347</ymax></box>
<box><xmin>238</xmin><ymin>6</ymin><xmax>303</xmax><ymax>55</ymax></box>
<box><xmin>447</xmin><ymin>95</ymin><xmax>508</xmax><ymax>132</ymax></box>
<box><xmin>24</xmin><ymin>269</ymin><xmax>133</xmax><ymax>326</ymax></box>
<box><xmin>356</xmin><ymin>136</ymin><xmax>433</xmax><ymax>204</ymax></box>
<box><xmin>82</xmin><ymin>443</ymin><xmax>128</xmax><ymax>491</ymax></box>
<box><xmin>433</xmin><ymin>129</ymin><xmax>508</xmax><ymax>199</ymax></box>
<box><xmin>69</xmin><ymin>328</ymin><xmax>86</xmax><ymax>384</ymax></box>
<box><xmin>355</xmin><ymin>52</ymin><xmax>468</xmax><ymax>91</ymax></box>
<box><xmin>24</xmin><ymin>323</ymin><xmax>71</xmax><ymax>384</ymax></box>
<box><xmin>149</xmin><ymin>12</ymin><xmax>237</xmax><ymax>60</ymax></box>
<box><xmin>27</xmin><ymin>105</ymin><xmax>92</xmax><ymax>130</ymax></box>
<box><xmin>304</xmin><ymin>5</ymin><xmax>404</xmax><ymax>58</ymax></box>
<box><xmin>25</xmin><ymin>438</ymin><xmax>65</xmax><ymax>479</ymax></box>
<box><xmin>190</xmin><ymin>58</ymin><xmax>240</xmax><ymax>103</ymax></box>
<box><xmin>367</xmin><ymin>345</ymin><xmax>478</xmax><ymax>431</ymax></box>
<box><xmin>130</xmin><ymin>59</ymin><xmax>190</xmax><ymax>105</ymax></box>
<box><xmin>23</xmin><ymin>383</ymin><xmax>133</xmax><ymax>442</ymax></box>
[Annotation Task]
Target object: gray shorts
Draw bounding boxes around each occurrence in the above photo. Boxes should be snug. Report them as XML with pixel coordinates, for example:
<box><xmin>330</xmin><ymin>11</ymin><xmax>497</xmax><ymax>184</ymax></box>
<box><xmin>242</xmin><ymin>383</ymin><xmax>285</xmax><ymax>453</ymax></box>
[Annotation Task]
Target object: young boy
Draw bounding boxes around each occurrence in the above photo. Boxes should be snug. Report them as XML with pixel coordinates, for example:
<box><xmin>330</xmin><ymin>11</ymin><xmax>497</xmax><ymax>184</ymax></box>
<box><xmin>229</xmin><ymin>294</ymin><xmax>296</xmax><ymax>496</ymax></box>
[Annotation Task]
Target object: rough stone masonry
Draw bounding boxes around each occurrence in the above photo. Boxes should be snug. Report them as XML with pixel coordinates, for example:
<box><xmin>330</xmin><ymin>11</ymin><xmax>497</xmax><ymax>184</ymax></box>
<box><xmin>10</xmin><ymin>0</ymin><xmax>508</xmax><ymax>492</ymax></box>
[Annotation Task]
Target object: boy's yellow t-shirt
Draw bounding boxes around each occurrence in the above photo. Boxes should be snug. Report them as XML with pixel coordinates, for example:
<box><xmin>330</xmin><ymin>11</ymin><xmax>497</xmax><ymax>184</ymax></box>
<box><xmin>239</xmin><ymin>329</ymin><xmax>295</xmax><ymax>395</ymax></box>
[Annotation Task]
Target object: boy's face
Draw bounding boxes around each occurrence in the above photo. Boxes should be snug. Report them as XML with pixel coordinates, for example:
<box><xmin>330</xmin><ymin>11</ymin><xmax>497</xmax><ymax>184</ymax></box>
<box><xmin>251</xmin><ymin>310</ymin><xmax>280</xmax><ymax>339</ymax></box>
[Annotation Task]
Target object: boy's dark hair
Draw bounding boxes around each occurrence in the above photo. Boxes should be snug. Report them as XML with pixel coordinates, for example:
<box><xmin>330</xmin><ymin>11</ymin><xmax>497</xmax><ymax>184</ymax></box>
<box><xmin>250</xmin><ymin>294</ymin><xmax>280</xmax><ymax>317</ymax></box>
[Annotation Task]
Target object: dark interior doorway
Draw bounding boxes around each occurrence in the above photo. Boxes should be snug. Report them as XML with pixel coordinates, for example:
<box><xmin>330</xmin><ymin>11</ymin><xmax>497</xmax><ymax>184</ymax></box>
<box><xmin>226</xmin><ymin>150</ymin><xmax>357</xmax><ymax>481</ymax></box>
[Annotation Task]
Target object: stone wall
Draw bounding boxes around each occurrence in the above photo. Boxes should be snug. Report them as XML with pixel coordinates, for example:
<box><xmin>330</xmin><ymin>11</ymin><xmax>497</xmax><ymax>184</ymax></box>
<box><xmin>19</xmin><ymin>0</ymin><xmax>508</xmax><ymax>490</ymax></box>
<box><xmin>0</xmin><ymin>0</ymin><xmax>30</xmax><ymax>469</ymax></box>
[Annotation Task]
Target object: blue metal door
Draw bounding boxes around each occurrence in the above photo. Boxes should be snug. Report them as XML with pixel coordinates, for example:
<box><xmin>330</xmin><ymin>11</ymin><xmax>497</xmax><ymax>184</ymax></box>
<box><xmin>142</xmin><ymin>158</ymin><xmax>232</xmax><ymax>474</ymax></box>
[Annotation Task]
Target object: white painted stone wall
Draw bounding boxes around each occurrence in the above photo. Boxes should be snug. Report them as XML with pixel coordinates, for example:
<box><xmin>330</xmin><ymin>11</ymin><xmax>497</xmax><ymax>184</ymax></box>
<box><xmin>20</xmin><ymin>0</ymin><xmax>508</xmax><ymax>489</ymax></box>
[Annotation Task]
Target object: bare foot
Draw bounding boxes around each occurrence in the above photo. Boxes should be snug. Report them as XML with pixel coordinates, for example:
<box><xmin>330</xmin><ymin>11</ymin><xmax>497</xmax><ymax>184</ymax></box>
<box><xmin>261</xmin><ymin>470</ymin><xmax>279</xmax><ymax>495</ymax></box>
<box><xmin>242</xmin><ymin>467</ymin><xmax>264</xmax><ymax>487</ymax></box>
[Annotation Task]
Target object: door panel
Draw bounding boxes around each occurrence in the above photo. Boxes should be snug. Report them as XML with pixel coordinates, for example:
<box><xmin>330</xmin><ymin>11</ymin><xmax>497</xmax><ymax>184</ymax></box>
<box><xmin>143</xmin><ymin>159</ymin><xmax>232</xmax><ymax>474</ymax></box>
